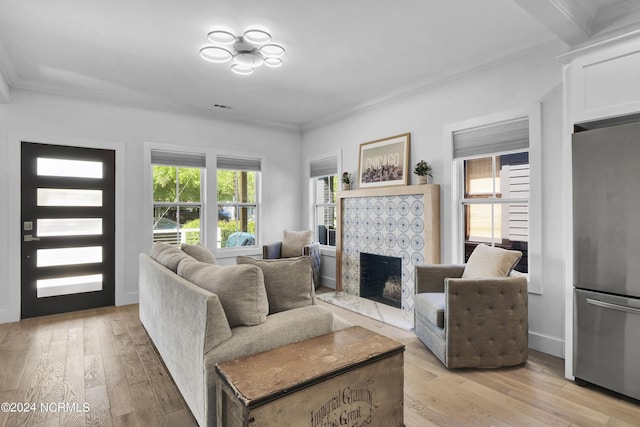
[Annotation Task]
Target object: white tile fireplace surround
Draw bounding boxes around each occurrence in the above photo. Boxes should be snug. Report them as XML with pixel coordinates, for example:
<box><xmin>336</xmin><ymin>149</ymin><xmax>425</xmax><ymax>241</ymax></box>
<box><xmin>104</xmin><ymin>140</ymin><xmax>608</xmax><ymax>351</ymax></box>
<box><xmin>336</xmin><ymin>184</ymin><xmax>440</xmax><ymax>318</ymax></box>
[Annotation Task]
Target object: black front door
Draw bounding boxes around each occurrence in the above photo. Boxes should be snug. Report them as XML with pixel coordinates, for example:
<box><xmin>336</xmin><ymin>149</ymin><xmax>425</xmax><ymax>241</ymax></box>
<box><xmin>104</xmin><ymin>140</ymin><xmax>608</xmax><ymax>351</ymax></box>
<box><xmin>21</xmin><ymin>142</ymin><xmax>116</xmax><ymax>318</ymax></box>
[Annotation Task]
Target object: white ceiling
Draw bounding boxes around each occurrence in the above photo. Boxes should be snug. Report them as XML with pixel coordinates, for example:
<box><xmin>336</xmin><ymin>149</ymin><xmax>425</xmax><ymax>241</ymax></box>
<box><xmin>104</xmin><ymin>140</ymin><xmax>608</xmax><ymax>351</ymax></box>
<box><xmin>0</xmin><ymin>0</ymin><xmax>639</xmax><ymax>131</ymax></box>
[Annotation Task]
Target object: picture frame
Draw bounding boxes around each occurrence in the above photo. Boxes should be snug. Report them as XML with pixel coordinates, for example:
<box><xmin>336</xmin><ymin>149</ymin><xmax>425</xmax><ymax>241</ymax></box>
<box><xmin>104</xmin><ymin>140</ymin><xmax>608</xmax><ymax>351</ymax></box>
<box><xmin>358</xmin><ymin>133</ymin><xmax>410</xmax><ymax>188</ymax></box>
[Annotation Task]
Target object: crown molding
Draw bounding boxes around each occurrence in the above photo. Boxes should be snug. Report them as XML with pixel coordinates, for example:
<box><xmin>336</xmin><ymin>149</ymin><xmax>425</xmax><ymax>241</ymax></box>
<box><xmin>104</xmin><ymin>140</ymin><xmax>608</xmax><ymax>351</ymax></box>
<box><xmin>302</xmin><ymin>36</ymin><xmax>563</xmax><ymax>132</ymax></box>
<box><xmin>512</xmin><ymin>0</ymin><xmax>594</xmax><ymax>45</ymax></box>
<box><xmin>556</xmin><ymin>27</ymin><xmax>640</xmax><ymax>62</ymax></box>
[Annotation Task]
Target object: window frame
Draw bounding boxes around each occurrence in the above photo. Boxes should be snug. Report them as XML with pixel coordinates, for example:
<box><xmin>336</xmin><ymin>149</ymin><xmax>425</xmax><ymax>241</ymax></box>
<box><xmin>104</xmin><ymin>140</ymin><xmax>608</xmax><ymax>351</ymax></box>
<box><xmin>312</xmin><ymin>174</ymin><xmax>338</xmax><ymax>248</ymax></box>
<box><xmin>151</xmin><ymin>164</ymin><xmax>205</xmax><ymax>246</ymax></box>
<box><xmin>144</xmin><ymin>142</ymin><xmax>264</xmax><ymax>259</ymax></box>
<box><xmin>215</xmin><ymin>168</ymin><xmax>260</xmax><ymax>251</ymax></box>
<box><xmin>446</xmin><ymin>104</ymin><xmax>542</xmax><ymax>294</ymax></box>
<box><xmin>459</xmin><ymin>151</ymin><xmax>530</xmax><ymax>271</ymax></box>
<box><xmin>307</xmin><ymin>151</ymin><xmax>341</xmax><ymax>253</ymax></box>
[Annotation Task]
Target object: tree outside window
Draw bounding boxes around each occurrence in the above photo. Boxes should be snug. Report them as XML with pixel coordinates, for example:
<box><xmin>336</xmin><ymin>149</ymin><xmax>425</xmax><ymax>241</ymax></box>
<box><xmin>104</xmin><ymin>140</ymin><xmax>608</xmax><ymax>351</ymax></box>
<box><xmin>152</xmin><ymin>166</ymin><xmax>203</xmax><ymax>245</ymax></box>
<box><xmin>217</xmin><ymin>169</ymin><xmax>257</xmax><ymax>248</ymax></box>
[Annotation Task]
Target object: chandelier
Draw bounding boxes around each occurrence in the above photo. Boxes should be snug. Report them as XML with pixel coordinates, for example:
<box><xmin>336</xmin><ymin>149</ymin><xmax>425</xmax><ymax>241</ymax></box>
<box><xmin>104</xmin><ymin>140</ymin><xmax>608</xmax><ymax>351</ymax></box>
<box><xmin>199</xmin><ymin>28</ymin><xmax>286</xmax><ymax>75</ymax></box>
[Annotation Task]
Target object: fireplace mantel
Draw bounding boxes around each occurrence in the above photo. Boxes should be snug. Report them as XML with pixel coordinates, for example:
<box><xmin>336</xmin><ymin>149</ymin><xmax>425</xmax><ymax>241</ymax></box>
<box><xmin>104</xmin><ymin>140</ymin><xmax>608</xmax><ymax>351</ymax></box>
<box><xmin>336</xmin><ymin>184</ymin><xmax>441</xmax><ymax>307</ymax></box>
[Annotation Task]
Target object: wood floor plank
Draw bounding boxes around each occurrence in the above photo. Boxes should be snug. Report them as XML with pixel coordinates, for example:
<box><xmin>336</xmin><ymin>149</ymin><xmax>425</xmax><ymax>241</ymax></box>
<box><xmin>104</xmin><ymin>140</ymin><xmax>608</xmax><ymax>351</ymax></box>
<box><xmin>85</xmin><ymin>385</ymin><xmax>112</xmax><ymax>427</ymax></box>
<box><xmin>2</xmin><ymin>302</ymin><xmax>640</xmax><ymax>427</ymax></box>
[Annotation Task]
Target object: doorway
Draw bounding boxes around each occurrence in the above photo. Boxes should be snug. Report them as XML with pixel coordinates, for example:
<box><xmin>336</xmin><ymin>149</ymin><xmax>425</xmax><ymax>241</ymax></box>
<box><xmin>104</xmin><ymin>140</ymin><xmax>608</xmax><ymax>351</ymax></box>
<box><xmin>21</xmin><ymin>142</ymin><xmax>116</xmax><ymax>318</ymax></box>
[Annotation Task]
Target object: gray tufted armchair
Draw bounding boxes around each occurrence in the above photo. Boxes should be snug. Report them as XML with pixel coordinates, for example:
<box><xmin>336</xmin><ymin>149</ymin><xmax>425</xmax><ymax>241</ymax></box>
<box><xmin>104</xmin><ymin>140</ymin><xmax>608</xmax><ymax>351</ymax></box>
<box><xmin>414</xmin><ymin>264</ymin><xmax>528</xmax><ymax>368</ymax></box>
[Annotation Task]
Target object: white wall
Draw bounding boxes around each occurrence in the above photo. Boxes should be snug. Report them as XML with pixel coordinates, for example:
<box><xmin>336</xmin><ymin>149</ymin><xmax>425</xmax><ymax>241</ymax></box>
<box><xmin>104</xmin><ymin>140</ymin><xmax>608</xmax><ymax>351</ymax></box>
<box><xmin>0</xmin><ymin>89</ymin><xmax>302</xmax><ymax>323</ymax></box>
<box><xmin>302</xmin><ymin>44</ymin><xmax>568</xmax><ymax>357</ymax></box>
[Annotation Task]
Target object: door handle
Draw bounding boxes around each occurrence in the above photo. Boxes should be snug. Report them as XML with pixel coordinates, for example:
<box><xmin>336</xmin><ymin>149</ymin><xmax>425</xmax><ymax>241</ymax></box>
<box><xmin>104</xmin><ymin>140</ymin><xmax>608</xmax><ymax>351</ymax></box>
<box><xmin>587</xmin><ymin>298</ymin><xmax>640</xmax><ymax>316</ymax></box>
<box><xmin>23</xmin><ymin>234</ymin><xmax>41</xmax><ymax>242</ymax></box>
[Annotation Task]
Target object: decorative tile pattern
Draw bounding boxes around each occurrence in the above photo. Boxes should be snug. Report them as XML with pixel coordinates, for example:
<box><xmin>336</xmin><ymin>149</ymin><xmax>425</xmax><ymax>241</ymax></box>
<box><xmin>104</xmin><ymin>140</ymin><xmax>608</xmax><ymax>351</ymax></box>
<box><xmin>342</xmin><ymin>194</ymin><xmax>425</xmax><ymax>313</ymax></box>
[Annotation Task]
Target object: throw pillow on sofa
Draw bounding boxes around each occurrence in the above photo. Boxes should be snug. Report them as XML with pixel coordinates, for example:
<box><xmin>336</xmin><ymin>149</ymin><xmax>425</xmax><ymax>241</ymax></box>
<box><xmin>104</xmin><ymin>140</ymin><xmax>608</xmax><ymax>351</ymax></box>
<box><xmin>281</xmin><ymin>230</ymin><xmax>313</xmax><ymax>258</ymax></box>
<box><xmin>236</xmin><ymin>256</ymin><xmax>315</xmax><ymax>314</ymax></box>
<box><xmin>180</xmin><ymin>243</ymin><xmax>217</xmax><ymax>264</ymax></box>
<box><xmin>461</xmin><ymin>244</ymin><xmax>522</xmax><ymax>278</ymax></box>
<box><xmin>177</xmin><ymin>258</ymin><xmax>269</xmax><ymax>327</ymax></box>
<box><xmin>150</xmin><ymin>242</ymin><xmax>192</xmax><ymax>272</ymax></box>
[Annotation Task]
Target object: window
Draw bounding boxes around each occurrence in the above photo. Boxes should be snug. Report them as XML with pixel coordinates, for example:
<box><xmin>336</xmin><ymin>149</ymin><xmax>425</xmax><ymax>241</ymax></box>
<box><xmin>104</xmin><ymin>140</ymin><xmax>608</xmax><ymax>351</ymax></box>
<box><xmin>462</xmin><ymin>152</ymin><xmax>529</xmax><ymax>272</ymax></box>
<box><xmin>310</xmin><ymin>156</ymin><xmax>338</xmax><ymax>247</ymax></box>
<box><xmin>453</xmin><ymin>117</ymin><xmax>530</xmax><ymax>273</ymax></box>
<box><xmin>217</xmin><ymin>156</ymin><xmax>260</xmax><ymax>249</ymax></box>
<box><xmin>151</xmin><ymin>151</ymin><xmax>205</xmax><ymax>246</ymax></box>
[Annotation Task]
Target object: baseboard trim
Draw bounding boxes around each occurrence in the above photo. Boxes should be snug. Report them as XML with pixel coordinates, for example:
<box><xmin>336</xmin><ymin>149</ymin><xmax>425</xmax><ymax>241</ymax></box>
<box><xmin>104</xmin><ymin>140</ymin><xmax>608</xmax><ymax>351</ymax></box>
<box><xmin>529</xmin><ymin>331</ymin><xmax>564</xmax><ymax>358</ymax></box>
<box><xmin>320</xmin><ymin>276</ymin><xmax>336</xmax><ymax>289</ymax></box>
<box><xmin>117</xmin><ymin>291</ymin><xmax>139</xmax><ymax>307</ymax></box>
<box><xmin>0</xmin><ymin>308</ymin><xmax>19</xmax><ymax>324</ymax></box>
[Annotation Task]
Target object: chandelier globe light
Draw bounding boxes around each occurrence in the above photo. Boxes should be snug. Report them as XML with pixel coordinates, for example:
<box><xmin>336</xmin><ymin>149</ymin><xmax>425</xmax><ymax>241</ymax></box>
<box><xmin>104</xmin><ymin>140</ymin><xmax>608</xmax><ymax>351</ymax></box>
<box><xmin>200</xmin><ymin>28</ymin><xmax>286</xmax><ymax>75</ymax></box>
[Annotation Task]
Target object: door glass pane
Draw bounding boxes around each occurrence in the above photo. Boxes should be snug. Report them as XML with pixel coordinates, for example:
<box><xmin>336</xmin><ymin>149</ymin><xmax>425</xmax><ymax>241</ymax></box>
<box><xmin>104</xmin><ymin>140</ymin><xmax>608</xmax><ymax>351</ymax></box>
<box><xmin>37</xmin><ymin>218</ymin><xmax>103</xmax><ymax>237</ymax></box>
<box><xmin>37</xmin><ymin>274</ymin><xmax>103</xmax><ymax>298</ymax></box>
<box><xmin>37</xmin><ymin>246</ymin><xmax>102</xmax><ymax>267</ymax></box>
<box><xmin>37</xmin><ymin>189</ymin><xmax>102</xmax><ymax>207</ymax></box>
<box><xmin>37</xmin><ymin>158</ymin><xmax>103</xmax><ymax>179</ymax></box>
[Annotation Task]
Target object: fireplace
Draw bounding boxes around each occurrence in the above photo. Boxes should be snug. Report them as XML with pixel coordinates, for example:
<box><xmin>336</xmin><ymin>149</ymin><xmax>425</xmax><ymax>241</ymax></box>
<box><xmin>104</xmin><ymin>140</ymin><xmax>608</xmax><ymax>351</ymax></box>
<box><xmin>337</xmin><ymin>184</ymin><xmax>440</xmax><ymax>316</ymax></box>
<box><xmin>360</xmin><ymin>252</ymin><xmax>402</xmax><ymax>308</ymax></box>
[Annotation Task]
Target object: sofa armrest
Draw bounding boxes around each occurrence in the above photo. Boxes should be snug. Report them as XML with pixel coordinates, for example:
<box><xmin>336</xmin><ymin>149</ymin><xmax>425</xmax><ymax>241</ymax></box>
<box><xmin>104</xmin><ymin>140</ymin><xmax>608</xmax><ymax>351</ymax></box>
<box><xmin>263</xmin><ymin>242</ymin><xmax>282</xmax><ymax>259</ymax></box>
<box><xmin>139</xmin><ymin>254</ymin><xmax>232</xmax><ymax>426</ymax></box>
<box><xmin>443</xmin><ymin>276</ymin><xmax>528</xmax><ymax>368</ymax></box>
<box><xmin>415</xmin><ymin>264</ymin><xmax>465</xmax><ymax>294</ymax></box>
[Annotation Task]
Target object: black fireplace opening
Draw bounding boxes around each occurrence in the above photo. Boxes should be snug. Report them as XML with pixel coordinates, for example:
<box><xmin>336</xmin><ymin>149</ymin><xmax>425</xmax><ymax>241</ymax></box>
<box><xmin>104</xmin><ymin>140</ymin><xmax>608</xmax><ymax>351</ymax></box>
<box><xmin>359</xmin><ymin>252</ymin><xmax>402</xmax><ymax>308</ymax></box>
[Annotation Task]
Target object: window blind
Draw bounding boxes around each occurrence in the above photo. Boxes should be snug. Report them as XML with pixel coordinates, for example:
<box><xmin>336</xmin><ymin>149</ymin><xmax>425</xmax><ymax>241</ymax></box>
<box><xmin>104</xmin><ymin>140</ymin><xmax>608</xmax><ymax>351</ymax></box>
<box><xmin>150</xmin><ymin>150</ymin><xmax>206</xmax><ymax>168</ymax></box>
<box><xmin>453</xmin><ymin>117</ymin><xmax>529</xmax><ymax>159</ymax></box>
<box><xmin>310</xmin><ymin>156</ymin><xmax>337</xmax><ymax>178</ymax></box>
<box><xmin>217</xmin><ymin>155</ymin><xmax>261</xmax><ymax>171</ymax></box>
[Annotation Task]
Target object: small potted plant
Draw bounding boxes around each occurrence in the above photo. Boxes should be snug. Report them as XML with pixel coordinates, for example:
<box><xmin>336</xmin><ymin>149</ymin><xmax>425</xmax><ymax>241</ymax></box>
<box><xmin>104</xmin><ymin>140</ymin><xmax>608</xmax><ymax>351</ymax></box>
<box><xmin>341</xmin><ymin>171</ymin><xmax>353</xmax><ymax>190</ymax></box>
<box><xmin>414</xmin><ymin>160</ymin><xmax>433</xmax><ymax>184</ymax></box>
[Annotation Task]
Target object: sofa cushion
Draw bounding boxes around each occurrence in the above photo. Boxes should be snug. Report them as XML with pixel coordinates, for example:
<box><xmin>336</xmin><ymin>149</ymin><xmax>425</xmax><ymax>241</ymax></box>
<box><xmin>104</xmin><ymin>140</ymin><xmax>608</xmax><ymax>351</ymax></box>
<box><xmin>236</xmin><ymin>256</ymin><xmax>315</xmax><ymax>314</ymax></box>
<box><xmin>180</xmin><ymin>243</ymin><xmax>217</xmax><ymax>264</ymax></box>
<box><xmin>177</xmin><ymin>259</ymin><xmax>268</xmax><ymax>327</ymax></box>
<box><xmin>415</xmin><ymin>293</ymin><xmax>445</xmax><ymax>329</ymax></box>
<box><xmin>150</xmin><ymin>242</ymin><xmax>192</xmax><ymax>272</ymax></box>
<box><xmin>281</xmin><ymin>230</ymin><xmax>313</xmax><ymax>258</ymax></box>
<box><xmin>204</xmin><ymin>305</ymin><xmax>350</xmax><ymax>366</ymax></box>
<box><xmin>462</xmin><ymin>244</ymin><xmax>522</xmax><ymax>279</ymax></box>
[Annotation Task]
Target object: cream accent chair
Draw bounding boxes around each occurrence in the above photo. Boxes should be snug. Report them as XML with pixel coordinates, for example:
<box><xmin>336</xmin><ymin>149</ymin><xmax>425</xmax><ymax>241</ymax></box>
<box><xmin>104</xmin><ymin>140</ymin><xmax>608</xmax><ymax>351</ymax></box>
<box><xmin>414</xmin><ymin>245</ymin><xmax>528</xmax><ymax>368</ymax></box>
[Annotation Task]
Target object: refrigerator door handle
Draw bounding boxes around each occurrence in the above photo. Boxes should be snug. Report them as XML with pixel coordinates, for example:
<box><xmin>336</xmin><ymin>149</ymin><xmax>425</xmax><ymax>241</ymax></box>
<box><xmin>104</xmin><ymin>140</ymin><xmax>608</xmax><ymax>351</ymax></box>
<box><xmin>587</xmin><ymin>298</ymin><xmax>640</xmax><ymax>316</ymax></box>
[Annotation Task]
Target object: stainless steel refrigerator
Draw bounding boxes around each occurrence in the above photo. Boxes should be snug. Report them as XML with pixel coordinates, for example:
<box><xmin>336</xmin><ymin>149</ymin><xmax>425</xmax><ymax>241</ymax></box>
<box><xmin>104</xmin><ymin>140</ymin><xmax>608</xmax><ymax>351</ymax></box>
<box><xmin>573</xmin><ymin>120</ymin><xmax>640</xmax><ymax>400</ymax></box>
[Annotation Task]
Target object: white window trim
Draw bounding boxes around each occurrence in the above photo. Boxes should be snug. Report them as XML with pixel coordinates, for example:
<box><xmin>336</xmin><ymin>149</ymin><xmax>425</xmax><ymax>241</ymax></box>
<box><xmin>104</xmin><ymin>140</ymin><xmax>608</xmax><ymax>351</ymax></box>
<box><xmin>444</xmin><ymin>104</ymin><xmax>543</xmax><ymax>294</ymax></box>
<box><xmin>307</xmin><ymin>149</ymin><xmax>342</xmax><ymax>254</ymax></box>
<box><xmin>143</xmin><ymin>142</ymin><xmax>264</xmax><ymax>259</ymax></box>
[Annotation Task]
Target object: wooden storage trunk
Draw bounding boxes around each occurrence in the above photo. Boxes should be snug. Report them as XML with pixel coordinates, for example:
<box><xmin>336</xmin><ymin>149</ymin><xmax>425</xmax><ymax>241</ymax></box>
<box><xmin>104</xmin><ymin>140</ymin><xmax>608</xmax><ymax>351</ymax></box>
<box><xmin>215</xmin><ymin>326</ymin><xmax>405</xmax><ymax>427</ymax></box>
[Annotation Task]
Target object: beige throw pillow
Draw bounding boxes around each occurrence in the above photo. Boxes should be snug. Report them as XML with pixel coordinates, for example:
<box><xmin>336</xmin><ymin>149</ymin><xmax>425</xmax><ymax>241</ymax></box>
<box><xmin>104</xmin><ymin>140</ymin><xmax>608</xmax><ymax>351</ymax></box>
<box><xmin>180</xmin><ymin>243</ymin><xmax>217</xmax><ymax>264</ymax></box>
<box><xmin>177</xmin><ymin>258</ymin><xmax>268</xmax><ymax>327</ymax></box>
<box><xmin>281</xmin><ymin>230</ymin><xmax>313</xmax><ymax>258</ymax></box>
<box><xmin>462</xmin><ymin>244</ymin><xmax>522</xmax><ymax>278</ymax></box>
<box><xmin>149</xmin><ymin>242</ymin><xmax>192</xmax><ymax>272</ymax></box>
<box><xmin>236</xmin><ymin>256</ymin><xmax>315</xmax><ymax>314</ymax></box>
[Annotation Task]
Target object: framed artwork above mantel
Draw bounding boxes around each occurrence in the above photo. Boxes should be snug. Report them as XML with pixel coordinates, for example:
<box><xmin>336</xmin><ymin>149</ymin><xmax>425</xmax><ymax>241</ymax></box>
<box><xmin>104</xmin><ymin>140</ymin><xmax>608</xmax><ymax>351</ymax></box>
<box><xmin>358</xmin><ymin>133</ymin><xmax>410</xmax><ymax>188</ymax></box>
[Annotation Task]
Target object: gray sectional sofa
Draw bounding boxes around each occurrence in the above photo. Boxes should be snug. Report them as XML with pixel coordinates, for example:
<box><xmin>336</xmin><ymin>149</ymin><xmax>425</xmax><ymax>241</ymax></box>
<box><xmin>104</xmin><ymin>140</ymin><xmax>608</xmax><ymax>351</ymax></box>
<box><xmin>139</xmin><ymin>243</ymin><xmax>351</xmax><ymax>426</ymax></box>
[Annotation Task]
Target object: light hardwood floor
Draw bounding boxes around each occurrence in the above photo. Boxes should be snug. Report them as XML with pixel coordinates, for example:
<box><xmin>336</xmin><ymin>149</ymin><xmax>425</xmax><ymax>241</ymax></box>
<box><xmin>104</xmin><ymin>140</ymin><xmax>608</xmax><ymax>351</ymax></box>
<box><xmin>0</xmin><ymin>302</ymin><xmax>638</xmax><ymax>427</ymax></box>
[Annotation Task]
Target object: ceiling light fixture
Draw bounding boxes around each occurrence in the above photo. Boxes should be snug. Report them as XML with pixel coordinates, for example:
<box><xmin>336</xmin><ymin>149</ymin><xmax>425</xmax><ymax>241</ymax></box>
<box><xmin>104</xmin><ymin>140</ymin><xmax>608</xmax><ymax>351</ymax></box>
<box><xmin>200</xmin><ymin>28</ymin><xmax>286</xmax><ymax>75</ymax></box>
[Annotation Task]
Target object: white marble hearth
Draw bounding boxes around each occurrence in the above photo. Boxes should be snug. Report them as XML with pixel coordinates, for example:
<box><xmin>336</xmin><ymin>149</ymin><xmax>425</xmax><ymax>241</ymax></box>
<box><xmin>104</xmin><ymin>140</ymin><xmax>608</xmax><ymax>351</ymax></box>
<box><xmin>317</xmin><ymin>291</ymin><xmax>414</xmax><ymax>331</ymax></box>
